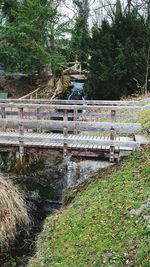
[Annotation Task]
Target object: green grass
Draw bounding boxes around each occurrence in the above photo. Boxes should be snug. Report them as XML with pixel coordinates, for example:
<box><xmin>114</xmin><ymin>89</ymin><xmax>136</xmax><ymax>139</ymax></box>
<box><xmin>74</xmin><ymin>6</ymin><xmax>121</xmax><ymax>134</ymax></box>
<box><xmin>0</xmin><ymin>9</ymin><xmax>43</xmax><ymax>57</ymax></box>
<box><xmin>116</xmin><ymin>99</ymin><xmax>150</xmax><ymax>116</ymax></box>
<box><xmin>136</xmin><ymin>110</ymin><xmax>150</xmax><ymax>133</ymax></box>
<box><xmin>118</xmin><ymin>110</ymin><xmax>150</xmax><ymax>135</ymax></box>
<box><xmin>29</xmin><ymin>146</ymin><xmax>150</xmax><ymax>267</ymax></box>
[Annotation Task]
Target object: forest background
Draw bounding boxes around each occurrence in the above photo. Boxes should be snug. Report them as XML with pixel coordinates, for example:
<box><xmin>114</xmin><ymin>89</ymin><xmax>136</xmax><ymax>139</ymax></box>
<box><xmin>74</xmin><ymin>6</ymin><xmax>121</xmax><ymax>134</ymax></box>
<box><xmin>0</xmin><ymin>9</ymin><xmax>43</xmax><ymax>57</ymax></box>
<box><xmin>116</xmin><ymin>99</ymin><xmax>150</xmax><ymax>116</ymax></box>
<box><xmin>0</xmin><ymin>0</ymin><xmax>150</xmax><ymax>99</ymax></box>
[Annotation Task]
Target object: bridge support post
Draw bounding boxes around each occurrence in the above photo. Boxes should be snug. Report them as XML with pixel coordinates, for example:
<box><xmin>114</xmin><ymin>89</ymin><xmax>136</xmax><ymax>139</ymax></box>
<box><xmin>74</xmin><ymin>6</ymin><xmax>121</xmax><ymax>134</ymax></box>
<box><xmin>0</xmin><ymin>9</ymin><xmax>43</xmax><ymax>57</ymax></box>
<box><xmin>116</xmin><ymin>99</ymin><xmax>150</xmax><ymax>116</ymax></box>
<box><xmin>18</xmin><ymin>107</ymin><xmax>24</xmax><ymax>119</ymax></box>
<box><xmin>111</xmin><ymin>110</ymin><xmax>116</xmax><ymax>122</ymax></box>
<box><xmin>19</xmin><ymin>142</ymin><xmax>24</xmax><ymax>163</ymax></box>
<box><xmin>63</xmin><ymin>109</ymin><xmax>68</xmax><ymax>156</ymax></box>
<box><xmin>63</xmin><ymin>126</ymin><xmax>68</xmax><ymax>157</ymax></box>
<box><xmin>37</xmin><ymin>107</ymin><xmax>41</xmax><ymax>132</ymax></box>
<box><xmin>19</xmin><ymin>123</ymin><xmax>24</xmax><ymax>163</ymax></box>
<box><xmin>1</xmin><ymin>107</ymin><xmax>6</xmax><ymax>131</ymax></box>
<box><xmin>63</xmin><ymin>109</ymin><xmax>68</xmax><ymax>121</ymax></box>
<box><xmin>110</xmin><ymin>110</ymin><xmax>117</xmax><ymax>162</ymax></box>
<box><xmin>109</xmin><ymin>127</ymin><xmax>116</xmax><ymax>162</ymax></box>
<box><xmin>74</xmin><ymin>108</ymin><xmax>78</xmax><ymax>134</ymax></box>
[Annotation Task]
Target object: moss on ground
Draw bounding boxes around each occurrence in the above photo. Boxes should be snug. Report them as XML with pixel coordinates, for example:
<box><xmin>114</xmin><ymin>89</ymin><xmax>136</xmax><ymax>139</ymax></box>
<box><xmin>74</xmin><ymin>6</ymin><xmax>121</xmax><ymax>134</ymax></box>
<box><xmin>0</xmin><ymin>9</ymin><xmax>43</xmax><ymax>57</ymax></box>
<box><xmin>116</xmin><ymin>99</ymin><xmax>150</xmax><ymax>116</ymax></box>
<box><xmin>29</xmin><ymin>146</ymin><xmax>150</xmax><ymax>267</ymax></box>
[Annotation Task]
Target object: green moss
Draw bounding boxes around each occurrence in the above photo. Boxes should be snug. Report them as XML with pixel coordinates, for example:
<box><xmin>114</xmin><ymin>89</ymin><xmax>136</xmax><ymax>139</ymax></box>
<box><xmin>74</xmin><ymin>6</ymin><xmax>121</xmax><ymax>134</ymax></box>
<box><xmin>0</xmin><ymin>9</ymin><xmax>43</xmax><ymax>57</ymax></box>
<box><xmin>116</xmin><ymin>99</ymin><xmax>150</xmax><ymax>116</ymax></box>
<box><xmin>29</xmin><ymin>146</ymin><xmax>150</xmax><ymax>267</ymax></box>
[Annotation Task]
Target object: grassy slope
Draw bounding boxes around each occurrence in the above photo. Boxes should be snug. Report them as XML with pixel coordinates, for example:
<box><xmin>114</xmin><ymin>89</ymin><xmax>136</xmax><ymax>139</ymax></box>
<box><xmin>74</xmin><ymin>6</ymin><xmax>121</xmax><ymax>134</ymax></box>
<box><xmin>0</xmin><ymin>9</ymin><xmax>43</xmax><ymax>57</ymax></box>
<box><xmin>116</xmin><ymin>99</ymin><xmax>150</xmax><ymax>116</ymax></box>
<box><xmin>136</xmin><ymin>110</ymin><xmax>150</xmax><ymax>134</ymax></box>
<box><xmin>30</xmin><ymin>146</ymin><xmax>150</xmax><ymax>267</ymax></box>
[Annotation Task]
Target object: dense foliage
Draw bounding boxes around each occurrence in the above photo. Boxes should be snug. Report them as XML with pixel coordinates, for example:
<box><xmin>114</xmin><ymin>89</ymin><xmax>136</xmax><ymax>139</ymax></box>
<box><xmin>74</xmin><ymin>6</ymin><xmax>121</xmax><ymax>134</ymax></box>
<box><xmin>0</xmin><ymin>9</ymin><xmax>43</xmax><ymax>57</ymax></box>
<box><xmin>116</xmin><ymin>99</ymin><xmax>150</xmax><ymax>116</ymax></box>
<box><xmin>0</xmin><ymin>0</ymin><xmax>150</xmax><ymax>98</ymax></box>
<box><xmin>0</xmin><ymin>0</ymin><xmax>66</xmax><ymax>75</ymax></box>
<box><xmin>87</xmin><ymin>10</ymin><xmax>150</xmax><ymax>99</ymax></box>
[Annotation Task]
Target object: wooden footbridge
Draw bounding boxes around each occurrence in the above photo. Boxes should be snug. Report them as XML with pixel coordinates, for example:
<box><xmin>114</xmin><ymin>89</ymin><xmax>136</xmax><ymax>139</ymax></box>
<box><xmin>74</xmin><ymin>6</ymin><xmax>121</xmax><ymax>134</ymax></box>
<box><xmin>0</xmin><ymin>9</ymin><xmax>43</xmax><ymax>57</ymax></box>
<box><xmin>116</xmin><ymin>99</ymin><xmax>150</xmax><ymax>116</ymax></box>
<box><xmin>0</xmin><ymin>98</ymin><xmax>149</xmax><ymax>162</ymax></box>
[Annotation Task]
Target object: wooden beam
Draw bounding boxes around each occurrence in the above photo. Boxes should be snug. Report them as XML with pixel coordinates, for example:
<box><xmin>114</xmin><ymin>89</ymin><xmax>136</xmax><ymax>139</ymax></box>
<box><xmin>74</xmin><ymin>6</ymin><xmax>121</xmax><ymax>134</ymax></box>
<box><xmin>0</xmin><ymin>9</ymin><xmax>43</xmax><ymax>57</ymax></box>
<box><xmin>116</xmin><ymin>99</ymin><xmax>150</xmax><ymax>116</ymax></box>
<box><xmin>0</xmin><ymin>135</ymin><xmax>142</xmax><ymax>148</ymax></box>
<box><xmin>0</xmin><ymin>98</ymin><xmax>150</xmax><ymax>105</ymax></box>
<box><xmin>0</xmin><ymin>118</ymin><xmax>141</xmax><ymax>133</ymax></box>
<box><xmin>0</xmin><ymin>111</ymin><xmax>137</xmax><ymax>120</ymax></box>
<box><xmin>0</xmin><ymin>103</ymin><xmax>143</xmax><ymax>111</ymax></box>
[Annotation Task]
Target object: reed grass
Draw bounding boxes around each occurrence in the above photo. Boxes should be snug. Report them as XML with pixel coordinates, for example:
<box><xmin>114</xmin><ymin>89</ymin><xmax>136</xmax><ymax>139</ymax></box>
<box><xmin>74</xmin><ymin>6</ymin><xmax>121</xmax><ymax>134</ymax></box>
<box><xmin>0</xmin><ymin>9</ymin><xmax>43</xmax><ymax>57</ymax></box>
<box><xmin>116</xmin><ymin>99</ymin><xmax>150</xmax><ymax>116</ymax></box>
<box><xmin>0</xmin><ymin>175</ymin><xmax>29</xmax><ymax>251</ymax></box>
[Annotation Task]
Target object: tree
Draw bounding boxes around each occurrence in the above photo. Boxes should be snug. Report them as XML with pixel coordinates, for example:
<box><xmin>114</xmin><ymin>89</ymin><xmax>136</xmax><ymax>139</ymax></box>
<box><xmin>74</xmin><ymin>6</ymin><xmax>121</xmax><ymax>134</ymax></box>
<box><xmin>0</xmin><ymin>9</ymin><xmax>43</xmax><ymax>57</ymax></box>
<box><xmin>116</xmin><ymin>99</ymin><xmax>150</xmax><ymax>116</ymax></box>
<box><xmin>70</xmin><ymin>0</ymin><xmax>90</xmax><ymax>66</ymax></box>
<box><xmin>127</xmin><ymin>0</ymin><xmax>132</xmax><ymax>14</ymax></box>
<box><xmin>87</xmin><ymin>9</ymin><xmax>147</xmax><ymax>99</ymax></box>
<box><xmin>115</xmin><ymin>0</ymin><xmax>122</xmax><ymax>18</ymax></box>
<box><xmin>87</xmin><ymin>20</ymin><xmax>115</xmax><ymax>99</ymax></box>
<box><xmin>0</xmin><ymin>0</ymin><xmax>66</xmax><ymax>75</ymax></box>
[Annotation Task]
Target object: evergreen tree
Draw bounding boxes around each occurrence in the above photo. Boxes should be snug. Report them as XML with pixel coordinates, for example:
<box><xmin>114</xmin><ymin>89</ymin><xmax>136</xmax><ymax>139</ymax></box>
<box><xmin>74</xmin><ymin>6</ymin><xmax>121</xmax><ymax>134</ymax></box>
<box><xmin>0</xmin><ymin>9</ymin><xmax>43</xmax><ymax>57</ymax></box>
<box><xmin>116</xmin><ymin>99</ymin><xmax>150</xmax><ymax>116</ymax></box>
<box><xmin>0</xmin><ymin>0</ymin><xmax>19</xmax><ymax>23</ymax></box>
<box><xmin>0</xmin><ymin>0</ymin><xmax>66</xmax><ymax>75</ymax></box>
<box><xmin>87</xmin><ymin>10</ymin><xmax>147</xmax><ymax>99</ymax></box>
<box><xmin>70</xmin><ymin>0</ymin><xmax>90</xmax><ymax>66</ymax></box>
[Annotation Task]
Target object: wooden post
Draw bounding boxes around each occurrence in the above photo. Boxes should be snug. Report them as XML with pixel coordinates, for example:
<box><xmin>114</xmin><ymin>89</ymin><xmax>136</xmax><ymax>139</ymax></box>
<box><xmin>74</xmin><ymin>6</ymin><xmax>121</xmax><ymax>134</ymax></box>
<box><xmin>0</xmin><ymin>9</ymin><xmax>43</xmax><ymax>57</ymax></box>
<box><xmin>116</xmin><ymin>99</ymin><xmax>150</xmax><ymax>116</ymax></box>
<box><xmin>110</xmin><ymin>110</ymin><xmax>117</xmax><ymax>162</ymax></box>
<box><xmin>18</xmin><ymin>107</ymin><xmax>24</xmax><ymax>119</ymax></box>
<box><xmin>1</xmin><ymin>107</ymin><xmax>6</xmax><ymax>131</ymax></box>
<box><xmin>111</xmin><ymin>110</ymin><xmax>116</xmax><ymax>122</ymax></box>
<box><xmin>63</xmin><ymin>109</ymin><xmax>68</xmax><ymax>121</ymax></box>
<box><xmin>37</xmin><ymin>107</ymin><xmax>41</xmax><ymax>132</ymax></box>
<box><xmin>109</xmin><ymin>127</ymin><xmax>115</xmax><ymax>162</ymax></box>
<box><xmin>63</xmin><ymin>126</ymin><xmax>68</xmax><ymax>156</ymax></box>
<box><xmin>74</xmin><ymin>107</ymin><xmax>78</xmax><ymax>134</ymax></box>
<box><xmin>18</xmin><ymin>107</ymin><xmax>24</xmax><ymax>162</ymax></box>
<box><xmin>19</xmin><ymin>123</ymin><xmax>24</xmax><ymax>163</ymax></box>
<box><xmin>63</xmin><ymin>109</ymin><xmax>68</xmax><ymax>156</ymax></box>
<box><xmin>83</xmin><ymin>99</ymin><xmax>87</xmax><ymax>113</ymax></box>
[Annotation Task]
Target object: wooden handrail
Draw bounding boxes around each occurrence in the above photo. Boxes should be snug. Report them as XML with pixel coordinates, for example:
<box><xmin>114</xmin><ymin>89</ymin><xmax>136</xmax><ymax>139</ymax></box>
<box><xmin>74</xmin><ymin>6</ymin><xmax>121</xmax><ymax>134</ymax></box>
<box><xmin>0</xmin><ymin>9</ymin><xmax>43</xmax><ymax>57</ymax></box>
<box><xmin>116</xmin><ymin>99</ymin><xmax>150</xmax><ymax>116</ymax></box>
<box><xmin>0</xmin><ymin>118</ymin><xmax>141</xmax><ymax>133</ymax></box>
<box><xmin>20</xmin><ymin>87</ymin><xmax>42</xmax><ymax>100</ymax></box>
<box><xmin>1</xmin><ymin>98</ymin><xmax>150</xmax><ymax>105</ymax></box>
<box><xmin>0</xmin><ymin>110</ymin><xmax>137</xmax><ymax>118</ymax></box>
<box><xmin>0</xmin><ymin>103</ymin><xmax>146</xmax><ymax>111</ymax></box>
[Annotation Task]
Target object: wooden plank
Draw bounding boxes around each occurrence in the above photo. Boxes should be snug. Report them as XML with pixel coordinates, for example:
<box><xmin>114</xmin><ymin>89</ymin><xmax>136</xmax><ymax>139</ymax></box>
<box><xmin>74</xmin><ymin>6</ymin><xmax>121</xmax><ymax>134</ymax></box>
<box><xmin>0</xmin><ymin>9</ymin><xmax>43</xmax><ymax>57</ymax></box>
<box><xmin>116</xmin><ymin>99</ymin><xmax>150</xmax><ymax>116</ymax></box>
<box><xmin>0</xmin><ymin>98</ymin><xmax>150</xmax><ymax>105</ymax></box>
<box><xmin>0</xmin><ymin>133</ymin><xmax>142</xmax><ymax>148</ymax></box>
<box><xmin>0</xmin><ymin>110</ymin><xmax>137</xmax><ymax>120</ymax></box>
<box><xmin>143</xmin><ymin>104</ymin><xmax>150</xmax><ymax>110</ymax></box>
<box><xmin>0</xmin><ymin>102</ymin><xmax>143</xmax><ymax>112</ymax></box>
<box><xmin>135</xmin><ymin>135</ymin><xmax>149</xmax><ymax>144</ymax></box>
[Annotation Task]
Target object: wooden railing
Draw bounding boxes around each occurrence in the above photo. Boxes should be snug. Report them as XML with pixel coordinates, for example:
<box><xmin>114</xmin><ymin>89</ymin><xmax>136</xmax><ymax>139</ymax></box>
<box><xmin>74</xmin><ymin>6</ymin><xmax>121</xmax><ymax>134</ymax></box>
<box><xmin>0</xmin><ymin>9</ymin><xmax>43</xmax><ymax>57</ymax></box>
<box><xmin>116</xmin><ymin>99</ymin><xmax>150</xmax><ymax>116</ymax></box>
<box><xmin>19</xmin><ymin>87</ymin><xmax>43</xmax><ymax>100</ymax></box>
<box><xmin>2</xmin><ymin>97</ymin><xmax>150</xmax><ymax>105</ymax></box>
<box><xmin>0</xmin><ymin>102</ymin><xmax>149</xmax><ymax>121</ymax></box>
<box><xmin>0</xmin><ymin>100</ymin><xmax>149</xmax><ymax>161</ymax></box>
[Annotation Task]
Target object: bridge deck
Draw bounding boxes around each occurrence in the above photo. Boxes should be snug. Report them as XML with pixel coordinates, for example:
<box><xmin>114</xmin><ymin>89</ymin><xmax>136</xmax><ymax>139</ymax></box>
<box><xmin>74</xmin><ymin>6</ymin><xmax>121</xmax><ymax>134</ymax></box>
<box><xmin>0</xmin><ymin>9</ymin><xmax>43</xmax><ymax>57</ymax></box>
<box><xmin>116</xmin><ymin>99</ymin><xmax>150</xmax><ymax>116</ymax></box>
<box><xmin>0</xmin><ymin>132</ymin><xmax>145</xmax><ymax>151</ymax></box>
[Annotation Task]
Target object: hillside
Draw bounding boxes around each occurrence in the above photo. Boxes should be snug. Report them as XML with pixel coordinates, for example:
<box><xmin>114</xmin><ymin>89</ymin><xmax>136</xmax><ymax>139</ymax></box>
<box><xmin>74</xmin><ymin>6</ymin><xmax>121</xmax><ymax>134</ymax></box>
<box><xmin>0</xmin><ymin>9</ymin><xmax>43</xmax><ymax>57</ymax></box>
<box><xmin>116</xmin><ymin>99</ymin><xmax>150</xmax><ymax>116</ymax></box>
<box><xmin>29</xmin><ymin>145</ymin><xmax>150</xmax><ymax>267</ymax></box>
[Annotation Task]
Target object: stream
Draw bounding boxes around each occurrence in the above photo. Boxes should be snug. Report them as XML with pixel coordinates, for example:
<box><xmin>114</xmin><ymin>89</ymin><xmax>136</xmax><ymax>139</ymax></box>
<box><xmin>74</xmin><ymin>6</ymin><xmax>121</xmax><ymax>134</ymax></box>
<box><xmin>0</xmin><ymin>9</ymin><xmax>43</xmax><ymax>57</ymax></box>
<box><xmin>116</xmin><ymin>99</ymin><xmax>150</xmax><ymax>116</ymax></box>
<box><xmin>0</xmin><ymin>80</ymin><xmax>113</xmax><ymax>267</ymax></box>
<box><xmin>67</xmin><ymin>80</ymin><xmax>86</xmax><ymax>100</ymax></box>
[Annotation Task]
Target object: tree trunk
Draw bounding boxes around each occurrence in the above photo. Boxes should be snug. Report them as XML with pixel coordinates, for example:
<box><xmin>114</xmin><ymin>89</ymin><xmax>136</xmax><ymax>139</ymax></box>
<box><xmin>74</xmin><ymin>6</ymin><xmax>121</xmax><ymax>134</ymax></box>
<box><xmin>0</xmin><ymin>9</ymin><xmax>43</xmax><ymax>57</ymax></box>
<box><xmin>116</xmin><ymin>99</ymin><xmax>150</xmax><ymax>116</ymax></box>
<box><xmin>147</xmin><ymin>0</ymin><xmax>150</xmax><ymax>20</ymax></box>
<box><xmin>127</xmin><ymin>0</ymin><xmax>132</xmax><ymax>14</ymax></box>
<box><xmin>144</xmin><ymin>43</ymin><xmax>150</xmax><ymax>95</ymax></box>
